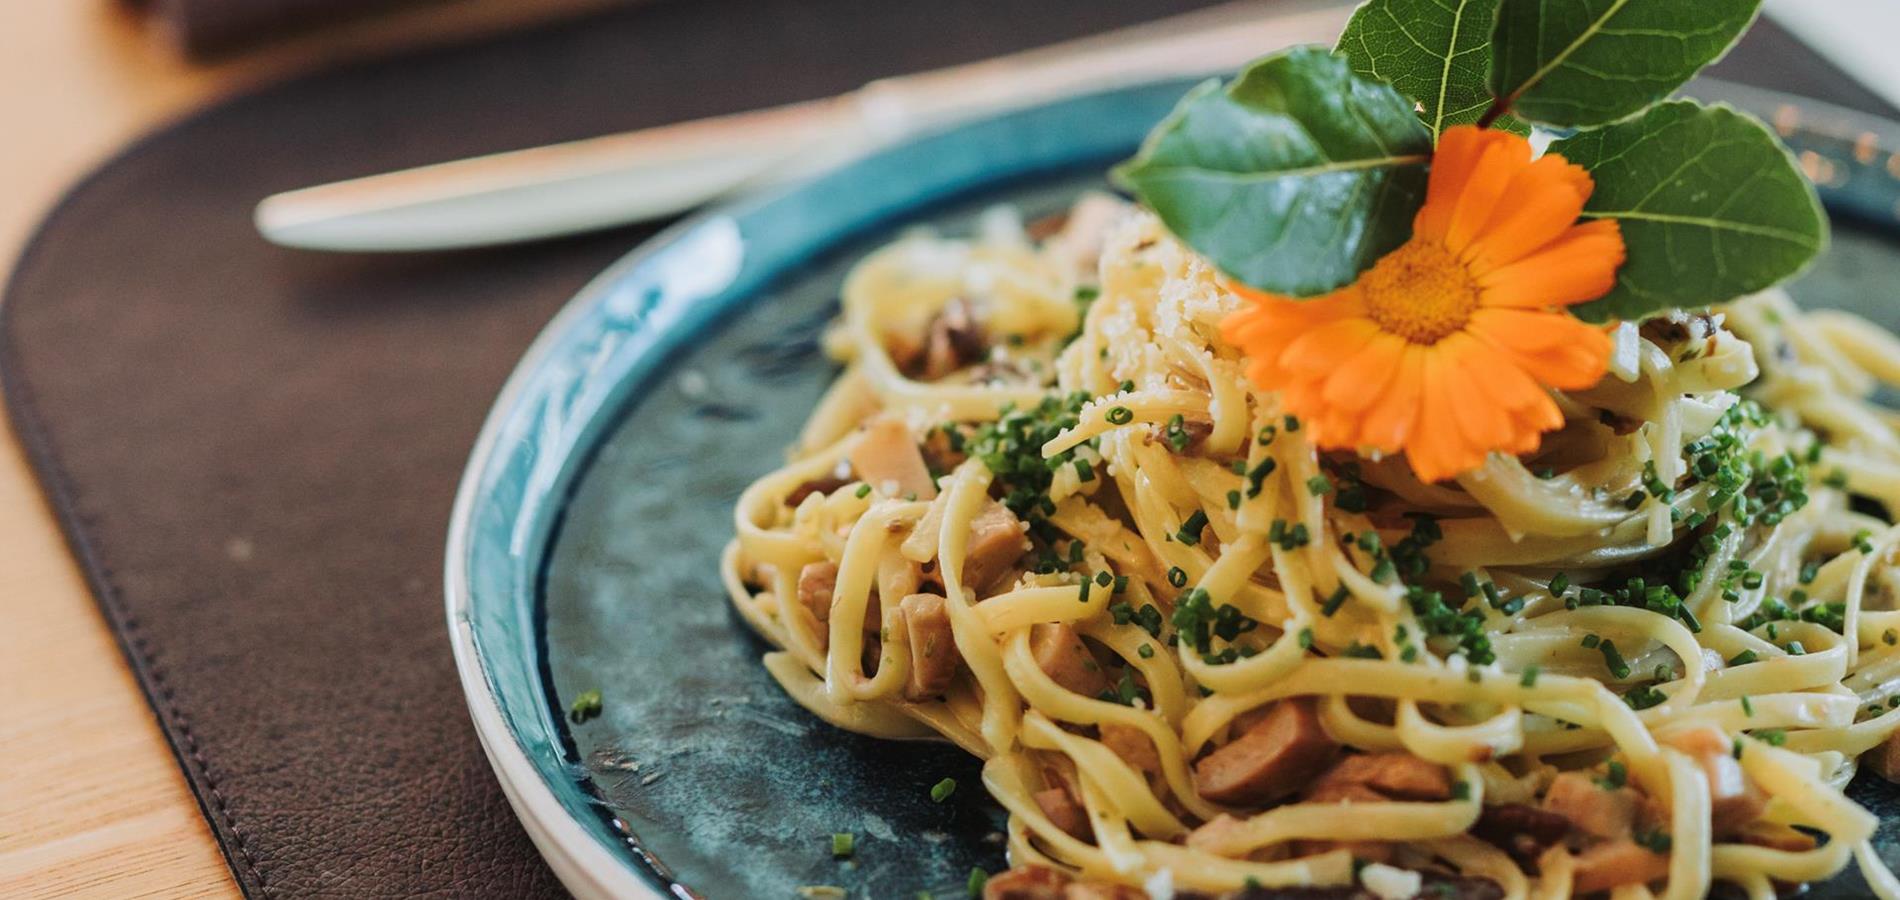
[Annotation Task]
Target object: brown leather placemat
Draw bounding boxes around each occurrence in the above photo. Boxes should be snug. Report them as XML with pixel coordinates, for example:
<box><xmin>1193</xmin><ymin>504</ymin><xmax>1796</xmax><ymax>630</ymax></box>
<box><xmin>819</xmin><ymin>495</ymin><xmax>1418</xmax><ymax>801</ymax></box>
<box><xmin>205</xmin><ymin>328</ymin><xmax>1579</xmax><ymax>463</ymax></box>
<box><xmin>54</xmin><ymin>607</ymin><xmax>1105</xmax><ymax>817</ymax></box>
<box><xmin>3</xmin><ymin>3</ymin><xmax>1890</xmax><ymax>897</ymax></box>
<box><xmin>0</xmin><ymin>1</ymin><xmax>1230</xmax><ymax>895</ymax></box>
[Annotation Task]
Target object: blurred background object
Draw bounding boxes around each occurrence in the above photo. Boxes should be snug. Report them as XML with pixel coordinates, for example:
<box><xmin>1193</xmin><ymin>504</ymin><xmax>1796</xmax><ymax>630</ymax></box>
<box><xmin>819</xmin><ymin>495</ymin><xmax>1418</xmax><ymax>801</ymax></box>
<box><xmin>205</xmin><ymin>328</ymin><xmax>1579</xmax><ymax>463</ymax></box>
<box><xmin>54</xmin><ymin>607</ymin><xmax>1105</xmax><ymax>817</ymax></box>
<box><xmin>122</xmin><ymin>0</ymin><xmax>627</xmax><ymax>59</ymax></box>
<box><xmin>1765</xmin><ymin>0</ymin><xmax>1900</xmax><ymax>112</ymax></box>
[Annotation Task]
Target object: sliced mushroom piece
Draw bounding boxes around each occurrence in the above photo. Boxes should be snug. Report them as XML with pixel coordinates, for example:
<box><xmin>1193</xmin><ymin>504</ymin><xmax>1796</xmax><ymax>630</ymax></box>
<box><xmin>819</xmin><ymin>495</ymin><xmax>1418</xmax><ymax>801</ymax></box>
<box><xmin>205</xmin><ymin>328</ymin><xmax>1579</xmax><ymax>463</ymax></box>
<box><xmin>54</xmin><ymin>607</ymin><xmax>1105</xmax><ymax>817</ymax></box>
<box><xmin>1869</xmin><ymin>729</ymin><xmax>1900</xmax><ymax>783</ymax></box>
<box><xmin>848</xmin><ymin>419</ymin><xmax>937</xmax><ymax>500</ymax></box>
<box><xmin>784</xmin><ymin>474</ymin><xmax>849</xmax><ymax>506</ymax></box>
<box><xmin>962</xmin><ymin>501</ymin><xmax>1030</xmax><ymax>594</ymax></box>
<box><xmin>918</xmin><ymin>297</ymin><xmax>988</xmax><ymax>380</ymax></box>
<box><xmin>797</xmin><ymin>561</ymin><xmax>839</xmax><ymax>648</ymax></box>
<box><xmin>1570</xmin><ymin>838</ymin><xmax>1671</xmax><ymax>894</ymax></box>
<box><xmin>1031</xmin><ymin>623</ymin><xmax>1110</xmax><ymax>698</ymax></box>
<box><xmin>1307</xmin><ymin>752</ymin><xmax>1452</xmax><ymax>802</ymax></box>
<box><xmin>898</xmin><ymin>593</ymin><xmax>958</xmax><ymax>700</ymax></box>
<box><xmin>1664</xmin><ymin>726</ymin><xmax>1765</xmax><ymax>835</ymax></box>
<box><xmin>1032</xmin><ymin>782</ymin><xmax>1090</xmax><ymax>841</ymax></box>
<box><xmin>1542</xmin><ymin>771</ymin><xmax>1639</xmax><ymax>840</ymax></box>
<box><xmin>1098</xmin><ymin>722</ymin><xmax>1162</xmax><ymax>778</ymax></box>
<box><xmin>982</xmin><ymin>864</ymin><xmax>1070</xmax><ymax>900</ymax></box>
<box><xmin>1471</xmin><ymin>803</ymin><xmax>1571</xmax><ymax>863</ymax></box>
<box><xmin>1060</xmin><ymin>881</ymin><xmax>1146</xmax><ymax>900</ymax></box>
<box><xmin>1193</xmin><ymin>698</ymin><xmax>1339</xmax><ymax>806</ymax></box>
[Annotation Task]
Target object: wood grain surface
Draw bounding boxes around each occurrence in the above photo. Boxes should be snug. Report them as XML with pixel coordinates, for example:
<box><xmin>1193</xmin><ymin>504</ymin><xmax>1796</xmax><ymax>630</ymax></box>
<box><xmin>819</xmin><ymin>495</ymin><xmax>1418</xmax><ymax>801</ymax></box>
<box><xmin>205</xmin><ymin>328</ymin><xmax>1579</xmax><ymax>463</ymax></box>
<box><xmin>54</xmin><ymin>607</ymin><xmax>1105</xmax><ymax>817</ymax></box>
<box><xmin>0</xmin><ymin>2</ymin><xmax>613</xmax><ymax>896</ymax></box>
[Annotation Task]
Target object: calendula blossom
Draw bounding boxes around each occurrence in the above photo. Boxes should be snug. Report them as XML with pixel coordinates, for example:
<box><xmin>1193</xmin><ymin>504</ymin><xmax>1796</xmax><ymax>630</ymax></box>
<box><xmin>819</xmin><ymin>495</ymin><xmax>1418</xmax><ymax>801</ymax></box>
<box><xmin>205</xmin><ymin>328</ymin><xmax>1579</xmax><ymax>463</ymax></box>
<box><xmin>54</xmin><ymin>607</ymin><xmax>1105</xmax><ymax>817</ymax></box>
<box><xmin>1220</xmin><ymin>125</ymin><xmax>1625</xmax><ymax>482</ymax></box>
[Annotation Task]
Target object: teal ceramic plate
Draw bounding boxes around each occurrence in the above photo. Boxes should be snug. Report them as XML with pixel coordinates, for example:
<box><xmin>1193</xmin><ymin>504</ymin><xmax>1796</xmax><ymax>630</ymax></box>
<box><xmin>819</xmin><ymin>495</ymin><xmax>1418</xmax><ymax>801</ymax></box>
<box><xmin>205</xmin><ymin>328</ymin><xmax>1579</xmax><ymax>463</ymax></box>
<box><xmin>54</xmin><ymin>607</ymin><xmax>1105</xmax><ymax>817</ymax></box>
<box><xmin>446</xmin><ymin>78</ymin><xmax>1900</xmax><ymax>899</ymax></box>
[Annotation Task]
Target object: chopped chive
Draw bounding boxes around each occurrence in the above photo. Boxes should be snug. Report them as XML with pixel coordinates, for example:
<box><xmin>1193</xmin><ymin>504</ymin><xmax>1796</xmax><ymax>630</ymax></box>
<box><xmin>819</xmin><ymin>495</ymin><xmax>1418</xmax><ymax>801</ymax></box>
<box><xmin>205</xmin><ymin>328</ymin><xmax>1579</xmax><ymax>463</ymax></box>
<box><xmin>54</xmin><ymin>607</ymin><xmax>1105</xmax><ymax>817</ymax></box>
<box><xmin>1741</xmin><ymin>695</ymin><xmax>1754</xmax><ymax>717</ymax></box>
<box><xmin>1581</xmin><ymin>634</ymin><xmax>1601</xmax><ymax>649</ymax></box>
<box><xmin>1177</xmin><ymin>510</ymin><xmax>1209</xmax><ymax>545</ymax></box>
<box><xmin>831</xmin><ymin>832</ymin><xmax>855</xmax><ymax>858</ymax></box>
<box><xmin>1520</xmin><ymin>666</ymin><xmax>1540</xmax><ymax>687</ymax></box>
<box><xmin>1105</xmin><ymin>406</ymin><xmax>1134</xmax><ymax>425</ymax></box>
<box><xmin>1227</xmin><ymin>489</ymin><xmax>1241</xmax><ymax>509</ymax></box>
<box><xmin>1073</xmin><ymin>459</ymin><xmax>1095</xmax><ymax>482</ymax></box>
<box><xmin>1450</xmin><ymin>780</ymin><xmax>1470</xmax><ymax>801</ymax></box>
<box><xmin>1549</xmin><ymin>573</ymin><xmax>1569</xmax><ymax>597</ymax></box>
<box><xmin>855</xmin><ymin>483</ymin><xmax>873</xmax><ymax>498</ymax></box>
<box><xmin>1321</xmin><ymin>585</ymin><xmax>1351</xmax><ymax>617</ymax></box>
<box><xmin>930</xmin><ymin>778</ymin><xmax>957</xmax><ymax>803</ymax></box>
<box><xmin>1283</xmin><ymin>415</ymin><xmax>1300</xmax><ymax>431</ymax></box>
<box><xmin>1756</xmin><ymin>729</ymin><xmax>1787</xmax><ymax>746</ymax></box>
<box><xmin>1245</xmin><ymin>458</ymin><xmax>1277</xmax><ymax>498</ymax></box>
<box><xmin>1306</xmin><ymin>475</ymin><xmax>1332</xmax><ymax>496</ymax></box>
<box><xmin>568</xmin><ymin>689</ymin><xmax>603</xmax><ymax>724</ymax></box>
<box><xmin>1728</xmin><ymin>649</ymin><xmax>1758</xmax><ymax>666</ymax></box>
<box><xmin>1598</xmin><ymin>639</ymin><xmax>1631</xmax><ymax>679</ymax></box>
<box><xmin>1297</xmin><ymin>628</ymin><xmax>1314</xmax><ymax>649</ymax></box>
<box><xmin>1079</xmin><ymin>579</ymin><xmax>1091</xmax><ymax>603</ymax></box>
<box><xmin>1167</xmin><ymin>567</ymin><xmax>1189</xmax><ymax>588</ymax></box>
<box><xmin>967</xmin><ymin>868</ymin><xmax>988</xmax><ymax>897</ymax></box>
<box><xmin>1595</xmin><ymin>760</ymin><xmax>1628</xmax><ymax>790</ymax></box>
<box><xmin>1369</xmin><ymin>558</ymin><xmax>1395</xmax><ymax>583</ymax></box>
<box><xmin>1138</xmin><ymin>643</ymin><xmax>1155</xmax><ymax>659</ymax></box>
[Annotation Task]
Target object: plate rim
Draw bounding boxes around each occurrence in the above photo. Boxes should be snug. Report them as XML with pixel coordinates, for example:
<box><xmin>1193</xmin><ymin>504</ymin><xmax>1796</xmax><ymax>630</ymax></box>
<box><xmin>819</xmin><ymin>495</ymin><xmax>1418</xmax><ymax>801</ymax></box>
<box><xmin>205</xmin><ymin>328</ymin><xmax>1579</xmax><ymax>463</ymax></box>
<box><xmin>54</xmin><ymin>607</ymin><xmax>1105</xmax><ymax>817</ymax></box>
<box><xmin>443</xmin><ymin>77</ymin><xmax>1203</xmax><ymax>900</ymax></box>
<box><xmin>442</xmin><ymin>75</ymin><xmax>1900</xmax><ymax>900</ymax></box>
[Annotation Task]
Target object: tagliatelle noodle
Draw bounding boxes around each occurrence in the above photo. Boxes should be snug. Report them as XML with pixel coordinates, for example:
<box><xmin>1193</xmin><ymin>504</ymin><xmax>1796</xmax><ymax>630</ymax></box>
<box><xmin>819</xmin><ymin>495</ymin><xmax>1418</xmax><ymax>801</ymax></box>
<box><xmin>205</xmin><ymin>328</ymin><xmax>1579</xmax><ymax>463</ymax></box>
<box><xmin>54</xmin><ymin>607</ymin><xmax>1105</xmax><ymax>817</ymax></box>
<box><xmin>721</xmin><ymin>201</ymin><xmax>1900</xmax><ymax>897</ymax></box>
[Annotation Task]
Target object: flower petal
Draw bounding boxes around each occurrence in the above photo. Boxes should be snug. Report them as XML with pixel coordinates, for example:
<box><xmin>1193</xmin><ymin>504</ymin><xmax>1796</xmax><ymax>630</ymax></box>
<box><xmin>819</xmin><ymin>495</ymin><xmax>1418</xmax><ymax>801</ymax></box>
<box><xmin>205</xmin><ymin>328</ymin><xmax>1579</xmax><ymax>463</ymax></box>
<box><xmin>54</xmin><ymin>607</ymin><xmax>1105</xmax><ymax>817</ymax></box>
<box><xmin>1406</xmin><ymin>349</ymin><xmax>1487</xmax><ymax>482</ymax></box>
<box><xmin>1476</xmin><ymin>220</ymin><xmax>1625</xmax><ymax>309</ymax></box>
<box><xmin>1462</xmin><ymin>156</ymin><xmax>1595</xmax><ymax>274</ymax></box>
<box><xmin>1466</xmin><ymin>308</ymin><xmax>1613</xmax><ymax>390</ymax></box>
<box><xmin>1415</xmin><ymin>127</ymin><xmax>1523</xmax><ymax>243</ymax></box>
<box><xmin>1276</xmin><ymin>317</ymin><xmax>1381</xmax><ymax>376</ymax></box>
<box><xmin>1355</xmin><ymin>344</ymin><xmax>1427</xmax><ymax>454</ymax></box>
<box><xmin>1319</xmin><ymin>331</ymin><xmax>1407</xmax><ymax>413</ymax></box>
<box><xmin>1438</xmin><ymin>335</ymin><xmax>1517</xmax><ymax>453</ymax></box>
<box><xmin>1442</xmin><ymin>136</ymin><xmax>1534</xmax><ymax>254</ymax></box>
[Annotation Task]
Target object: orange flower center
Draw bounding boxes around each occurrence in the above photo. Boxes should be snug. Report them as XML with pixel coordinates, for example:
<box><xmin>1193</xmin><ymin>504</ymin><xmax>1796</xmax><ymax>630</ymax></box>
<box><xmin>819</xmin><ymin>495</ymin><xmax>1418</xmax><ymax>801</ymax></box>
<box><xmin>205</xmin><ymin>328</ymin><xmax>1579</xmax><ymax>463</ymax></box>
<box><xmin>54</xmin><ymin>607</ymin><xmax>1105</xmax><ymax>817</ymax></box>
<box><xmin>1361</xmin><ymin>240</ymin><xmax>1480</xmax><ymax>344</ymax></box>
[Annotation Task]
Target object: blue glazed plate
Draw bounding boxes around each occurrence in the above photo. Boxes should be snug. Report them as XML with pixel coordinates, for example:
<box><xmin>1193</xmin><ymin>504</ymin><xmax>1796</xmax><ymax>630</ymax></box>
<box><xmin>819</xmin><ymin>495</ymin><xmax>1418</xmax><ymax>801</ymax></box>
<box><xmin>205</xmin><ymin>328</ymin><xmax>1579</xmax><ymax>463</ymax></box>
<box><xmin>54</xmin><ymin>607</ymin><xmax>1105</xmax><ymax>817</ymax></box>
<box><xmin>446</xmin><ymin>78</ymin><xmax>1900</xmax><ymax>899</ymax></box>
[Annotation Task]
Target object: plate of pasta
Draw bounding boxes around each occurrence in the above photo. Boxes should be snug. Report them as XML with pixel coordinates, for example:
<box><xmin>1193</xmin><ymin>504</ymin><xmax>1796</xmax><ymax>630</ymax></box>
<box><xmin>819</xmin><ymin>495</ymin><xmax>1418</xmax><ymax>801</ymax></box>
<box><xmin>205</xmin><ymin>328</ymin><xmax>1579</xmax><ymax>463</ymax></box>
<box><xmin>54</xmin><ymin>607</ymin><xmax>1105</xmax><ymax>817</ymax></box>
<box><xmin>447</xmin><ymin>5</ymin><xmax>1900</xmax><ymax>898</ymax></box>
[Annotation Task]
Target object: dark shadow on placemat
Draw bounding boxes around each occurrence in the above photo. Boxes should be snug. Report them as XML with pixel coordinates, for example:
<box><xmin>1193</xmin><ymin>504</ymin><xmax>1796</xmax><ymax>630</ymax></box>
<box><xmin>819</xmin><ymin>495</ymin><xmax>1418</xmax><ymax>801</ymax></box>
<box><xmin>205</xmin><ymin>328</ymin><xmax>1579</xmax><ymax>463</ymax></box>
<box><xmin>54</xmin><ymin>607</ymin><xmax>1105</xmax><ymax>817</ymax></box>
<box><xmin>2</xmin><ymin>1</ymin><xmax>1893</xmax><ymax>896</ymax></box>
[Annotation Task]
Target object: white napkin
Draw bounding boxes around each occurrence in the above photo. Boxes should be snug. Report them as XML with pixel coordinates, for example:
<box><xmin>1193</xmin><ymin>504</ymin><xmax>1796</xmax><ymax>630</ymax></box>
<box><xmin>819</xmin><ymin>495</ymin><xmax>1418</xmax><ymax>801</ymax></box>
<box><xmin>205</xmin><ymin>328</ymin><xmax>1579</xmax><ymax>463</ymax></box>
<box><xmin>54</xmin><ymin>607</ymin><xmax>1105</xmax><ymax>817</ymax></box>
<box><xmin>1765</xmin><ymin>0</ymin><xmax>1900</xmax><ymax>111</ymax></box>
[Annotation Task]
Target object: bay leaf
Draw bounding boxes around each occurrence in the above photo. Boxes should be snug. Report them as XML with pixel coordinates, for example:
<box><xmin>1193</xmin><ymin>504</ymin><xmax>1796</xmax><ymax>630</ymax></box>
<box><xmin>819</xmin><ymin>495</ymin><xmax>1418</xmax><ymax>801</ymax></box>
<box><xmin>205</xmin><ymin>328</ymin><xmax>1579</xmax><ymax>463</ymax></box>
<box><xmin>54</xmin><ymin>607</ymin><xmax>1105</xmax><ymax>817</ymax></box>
<box><xmin>1115</xmin><ymin>46</ymin><xmax>1432</xmax><ymax>297</ymax></box>
<box><xmin>1491</xmin><ymin>0</ymin><xmax>1760</xmax><ymax>127</ymax></box>
<box><xmin>1552</xmin><ymin>101</ymin><xmax>1825</xmax><ymax>321</ymax></box>
<box><xmin>1336</xmin><ymin>0</ymin><xmax>1526</xmax><ymax>137</ymax></box>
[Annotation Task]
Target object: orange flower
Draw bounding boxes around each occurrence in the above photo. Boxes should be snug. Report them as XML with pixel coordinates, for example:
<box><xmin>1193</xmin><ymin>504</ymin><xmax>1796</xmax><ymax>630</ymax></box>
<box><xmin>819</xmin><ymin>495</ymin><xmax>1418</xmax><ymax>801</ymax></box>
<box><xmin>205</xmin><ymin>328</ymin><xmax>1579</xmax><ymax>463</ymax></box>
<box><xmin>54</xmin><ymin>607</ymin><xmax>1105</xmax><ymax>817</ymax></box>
<box><xmin>1219</xmin><ymin>125</ymin><xmax>1624</xmax><ymax>482</ymax></box>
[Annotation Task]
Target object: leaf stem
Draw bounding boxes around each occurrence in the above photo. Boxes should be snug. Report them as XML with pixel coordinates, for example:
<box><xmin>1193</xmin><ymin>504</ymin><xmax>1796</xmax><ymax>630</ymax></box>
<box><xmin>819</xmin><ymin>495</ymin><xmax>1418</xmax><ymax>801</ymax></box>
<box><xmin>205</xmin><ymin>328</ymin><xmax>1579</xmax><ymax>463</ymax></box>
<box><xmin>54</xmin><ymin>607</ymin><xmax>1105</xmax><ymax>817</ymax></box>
<box><xmin>1475</xmin><ymin>96</ymin><xmax>1512</xmax><ymax>130</ymax></box>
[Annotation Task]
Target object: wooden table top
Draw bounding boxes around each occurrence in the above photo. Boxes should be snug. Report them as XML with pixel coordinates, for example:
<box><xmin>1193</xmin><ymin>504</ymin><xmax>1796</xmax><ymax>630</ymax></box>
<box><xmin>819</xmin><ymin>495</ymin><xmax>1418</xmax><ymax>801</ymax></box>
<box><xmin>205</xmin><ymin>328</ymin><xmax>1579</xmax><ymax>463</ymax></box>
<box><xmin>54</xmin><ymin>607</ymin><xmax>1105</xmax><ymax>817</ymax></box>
<box><xmin>0</xmin><ymin>3</ymin><xmax>608</xmax><ymax>896</ymax></box>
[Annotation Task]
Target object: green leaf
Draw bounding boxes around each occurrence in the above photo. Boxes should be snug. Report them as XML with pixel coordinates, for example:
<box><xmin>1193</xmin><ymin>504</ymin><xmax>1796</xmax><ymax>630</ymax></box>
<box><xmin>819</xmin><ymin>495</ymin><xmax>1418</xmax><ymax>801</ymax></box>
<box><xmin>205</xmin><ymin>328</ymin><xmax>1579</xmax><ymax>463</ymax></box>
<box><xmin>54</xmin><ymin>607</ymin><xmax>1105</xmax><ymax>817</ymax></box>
<box><xmin>1553</xmin><ymin>101</ymin><xmax>1825</xmax><ymax>321</ymax></box>
<box><xmin>1490</xmin><ymin>0</ymin><xmax>1760</xmax><ymax>127</ymax></box>
<box><xmin>1114</xmin><ymin>47</ymin><xmax>1432</xmax><ymax>297</ymax></box>
<box><xmin>1336</xmin><ymin>0</ymin><xmax>1527</xmax><ymax>138</ymax></box>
